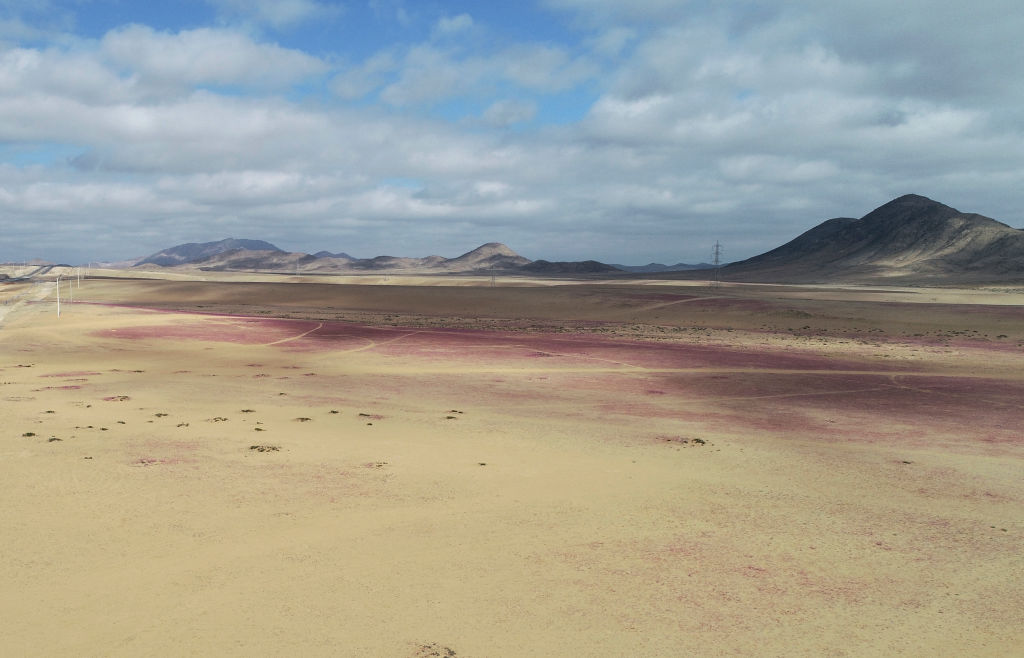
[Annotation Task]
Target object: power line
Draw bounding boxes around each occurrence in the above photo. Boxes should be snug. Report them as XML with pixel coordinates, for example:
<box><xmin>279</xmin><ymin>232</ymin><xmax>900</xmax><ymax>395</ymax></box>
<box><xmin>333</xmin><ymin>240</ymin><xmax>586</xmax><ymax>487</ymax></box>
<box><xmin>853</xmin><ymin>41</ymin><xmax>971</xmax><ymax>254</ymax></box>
<box><xmin>712</xmin><ymin>241</ymin><xmax>723</xmax><ymax>287</ymax></box>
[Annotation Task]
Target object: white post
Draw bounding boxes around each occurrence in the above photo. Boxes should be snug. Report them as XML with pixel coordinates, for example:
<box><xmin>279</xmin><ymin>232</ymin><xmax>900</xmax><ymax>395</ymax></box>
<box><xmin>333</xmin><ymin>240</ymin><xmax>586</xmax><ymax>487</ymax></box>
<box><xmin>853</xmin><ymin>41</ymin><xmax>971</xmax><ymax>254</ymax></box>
<box><xmin>56</xmin><ymin>274</ymin><xmax>61</xmax><ymax>317</ymax></box>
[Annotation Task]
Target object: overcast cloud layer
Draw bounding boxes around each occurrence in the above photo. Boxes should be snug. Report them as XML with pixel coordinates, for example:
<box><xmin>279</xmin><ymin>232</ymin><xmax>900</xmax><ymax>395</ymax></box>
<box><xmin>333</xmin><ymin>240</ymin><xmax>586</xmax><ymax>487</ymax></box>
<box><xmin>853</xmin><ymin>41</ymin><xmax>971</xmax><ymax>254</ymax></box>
<box><xmin>1</xmin><ymin>0</ymin><xmax>1022</xmax><ymax>264</ymax></box>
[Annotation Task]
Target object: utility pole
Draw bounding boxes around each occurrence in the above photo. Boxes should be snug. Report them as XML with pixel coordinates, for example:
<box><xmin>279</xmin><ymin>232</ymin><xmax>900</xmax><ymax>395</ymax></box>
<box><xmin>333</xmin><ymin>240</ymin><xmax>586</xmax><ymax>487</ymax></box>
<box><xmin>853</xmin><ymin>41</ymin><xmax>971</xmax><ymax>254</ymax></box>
<box><xmin>55</xmin><ymin>274</ymin><xmax>61</xmax><ymax>317</ymax></box>
<box><xmin>712</xmin><ymin>241</ymin><xmax>723</xmax><ymax>288</ymax></box>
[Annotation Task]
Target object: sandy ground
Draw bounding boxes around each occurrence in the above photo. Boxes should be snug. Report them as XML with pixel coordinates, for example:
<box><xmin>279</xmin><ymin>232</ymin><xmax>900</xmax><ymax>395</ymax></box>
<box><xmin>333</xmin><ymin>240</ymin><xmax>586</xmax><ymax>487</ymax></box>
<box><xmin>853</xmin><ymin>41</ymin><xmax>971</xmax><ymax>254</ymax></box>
<box><xmin>1</xmin><ymin>275</ymin><xmax>1021</xmax><ymax>657</ymax></box>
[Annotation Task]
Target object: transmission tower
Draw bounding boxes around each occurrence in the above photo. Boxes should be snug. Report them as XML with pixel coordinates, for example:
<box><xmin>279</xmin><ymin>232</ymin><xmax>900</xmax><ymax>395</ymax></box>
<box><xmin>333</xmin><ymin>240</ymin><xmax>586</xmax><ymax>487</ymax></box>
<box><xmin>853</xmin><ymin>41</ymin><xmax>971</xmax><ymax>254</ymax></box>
<box><xmin>712</xmin><ymin>241</ymin><xmax>723</xmax><ymax>287</ymax></box>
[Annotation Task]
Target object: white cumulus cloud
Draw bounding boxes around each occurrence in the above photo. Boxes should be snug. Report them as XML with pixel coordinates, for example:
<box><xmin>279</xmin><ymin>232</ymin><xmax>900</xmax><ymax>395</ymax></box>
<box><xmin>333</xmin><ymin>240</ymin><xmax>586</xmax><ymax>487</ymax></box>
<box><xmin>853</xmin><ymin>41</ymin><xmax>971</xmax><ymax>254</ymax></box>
<box><xmin>101</xmin><ymin>25</ymin><xmax>328</xmax><ymax>91</ymax></box>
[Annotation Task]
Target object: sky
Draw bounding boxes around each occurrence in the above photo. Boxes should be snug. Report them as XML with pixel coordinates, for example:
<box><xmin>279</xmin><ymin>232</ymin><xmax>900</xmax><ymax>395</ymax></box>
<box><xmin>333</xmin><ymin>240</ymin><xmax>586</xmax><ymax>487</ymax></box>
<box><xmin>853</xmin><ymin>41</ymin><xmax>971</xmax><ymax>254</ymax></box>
<box><xmin>1</xmin><ymin>0</ymin><xmax>1022</xmax><ymax>265</ymax></box>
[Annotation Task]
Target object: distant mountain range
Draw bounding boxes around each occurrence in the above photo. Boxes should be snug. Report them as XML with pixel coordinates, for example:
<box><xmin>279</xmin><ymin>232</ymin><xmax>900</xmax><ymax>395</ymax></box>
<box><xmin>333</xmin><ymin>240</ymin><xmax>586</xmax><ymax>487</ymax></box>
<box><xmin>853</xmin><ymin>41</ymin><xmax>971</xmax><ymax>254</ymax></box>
<box><xmin>131</xmin><ymin>240</ymin><xmax>621</xmax><ymax>275</ymax></box>
<box><xmin>611</xmin><ymin>262</ymin><xmax>715</xmax><ymax>273</ymax></box>
<box><xmin>121</xmin><ymin>194</ymin><xmax>1024</xmax><ymax>283</ymax></box>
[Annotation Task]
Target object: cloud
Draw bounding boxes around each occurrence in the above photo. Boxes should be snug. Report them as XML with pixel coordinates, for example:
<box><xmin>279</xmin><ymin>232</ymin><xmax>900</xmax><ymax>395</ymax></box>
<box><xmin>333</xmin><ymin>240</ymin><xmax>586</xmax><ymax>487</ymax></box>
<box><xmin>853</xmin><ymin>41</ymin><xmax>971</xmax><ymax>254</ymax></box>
<box><xmin>206</xmin><ymin>0</ymin><xmax>338</xmax><ymax>29</ymax></box>
<box><xmin>330</xmin><ymin>51</ymin><xmax>397</xmax><ymax>100</ymax></box>
<box><xmin>371</xmin><ymin>41</ymin><xmax>595</xmax><ymax>107</ymax></box>
<box><xmin>483</xmin><ymin>99</ymin><xmax>537</xmax><ymax>126</ymax></box>
<box><xmin>1</xmin><ymin>1</ymin><xmax>1023</xmax><ymax>265</ymax></box>
<box><xmin>433</xmin><ymin>13</ymin><xmax>473</xmax><ymax>38</ymax></box>
<box><xmin>378</xmin><ymin>44</ymin><xmax>481</xmax><ymax>106</ymax></box>
<box><xmin>542</xmin><ymin>0</ymin><xmax>691</xmax><ymax>25</ymax></box>
<box><xmin>0</xmin><ymin>46</ymin><xmax>136</xmax><ymax>107</ymax></box>
<box><xmin>499</xmin><ymin>43</ymin><xmax>596</xmax><ymax>92</ymax></box>
<box><xmin>100</xmin><ymin>25</ymin><xmax>328</xmax><ymax>92</ymax></box>
<box><xmin>718</xmin><ymin>156</ymin><xmax>840</xmax><ymax>184</ymax></box>
<box><xmin>585</xmin><ymin>27</ymin><xmax>636</xmax><ymax>57</ymax></box>
<box><xmin>368</xmin><ymin>0</ymin><xmax>413</xmax><ymax>27</ymax></box>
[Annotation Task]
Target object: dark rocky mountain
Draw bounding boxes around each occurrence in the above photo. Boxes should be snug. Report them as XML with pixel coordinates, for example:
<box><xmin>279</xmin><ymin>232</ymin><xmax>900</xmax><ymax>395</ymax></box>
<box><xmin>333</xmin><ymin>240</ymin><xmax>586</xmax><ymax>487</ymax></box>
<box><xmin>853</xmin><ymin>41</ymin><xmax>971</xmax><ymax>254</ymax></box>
<box><xmin>686</xmin><ymin>194</ymin><xmax>1024</xmax><ymax>284</ymax></box>
<box><xmin>521</xmin><ymin>259</ymin><xmax>621</xmax><ymax>274</ymax></box>
<box><xmin>136</xmin><ymin>238</ymin><xmax>282</xmax><ymax>267</ymax></box>
<box><xmin>313</xmin><ymin>250</ymin><xmax>353</xmax><ymax>259</ymax></box>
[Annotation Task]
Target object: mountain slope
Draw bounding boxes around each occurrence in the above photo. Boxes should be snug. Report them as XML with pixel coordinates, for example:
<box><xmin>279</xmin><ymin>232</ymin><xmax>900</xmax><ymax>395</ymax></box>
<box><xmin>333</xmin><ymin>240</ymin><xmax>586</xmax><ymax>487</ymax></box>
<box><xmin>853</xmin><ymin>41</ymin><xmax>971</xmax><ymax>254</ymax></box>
<box><xmin>612</xmin><ymin>262</ymin><xmax>713</xmax><ymax>273</ymax></box>
<box><xmin>136</xmin><ymin>238</ymin><xmax>282</xmax><ymax>267</ymax></box>
<box><xmin>443</xmin><ymin>243</ymin><xmax>532</xmax><ymax>271</ymax></box>
<box><xmin>521</xmin><ymin>259</ymin><xmax>621</xmax><ymax>274</ymax></box>
<box><xmin>313</xmin><ymin>250</ymin><xmax>354</xmax><ymax>260</ymax></box>
<box><xmin>721</xmin><ymin>194</ymin><xmax>1024</xmax><ymax>283</ymax></box>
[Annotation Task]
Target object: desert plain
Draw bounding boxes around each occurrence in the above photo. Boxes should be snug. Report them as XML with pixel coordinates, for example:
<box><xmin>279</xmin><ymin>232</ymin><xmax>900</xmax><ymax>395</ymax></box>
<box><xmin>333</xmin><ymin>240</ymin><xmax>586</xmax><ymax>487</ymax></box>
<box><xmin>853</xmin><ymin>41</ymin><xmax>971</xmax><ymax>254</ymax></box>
<box><xmin>1</xmin><ymin>270</ymin><xmax>1022</xmax><ymax>657</ymax></box>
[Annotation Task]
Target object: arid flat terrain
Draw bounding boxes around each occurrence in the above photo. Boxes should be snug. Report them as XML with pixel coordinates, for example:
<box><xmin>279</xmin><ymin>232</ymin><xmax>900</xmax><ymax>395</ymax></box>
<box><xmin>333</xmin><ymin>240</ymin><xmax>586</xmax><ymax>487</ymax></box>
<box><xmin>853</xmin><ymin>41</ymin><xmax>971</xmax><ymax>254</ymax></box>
<box><xmin>2</xmin><ymin>272</ymin><xmax>1022</xmax><ymax>656</ymax></box>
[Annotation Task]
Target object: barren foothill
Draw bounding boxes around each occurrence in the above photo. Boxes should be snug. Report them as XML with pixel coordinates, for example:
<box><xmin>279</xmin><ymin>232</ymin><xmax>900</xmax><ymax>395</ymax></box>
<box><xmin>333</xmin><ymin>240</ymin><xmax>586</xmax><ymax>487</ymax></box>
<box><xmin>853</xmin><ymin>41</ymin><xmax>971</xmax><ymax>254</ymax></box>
<box><xmin>1</xmin><ymin>272</ymin><xmax>1021</xmax><ymax>656</ymax></box>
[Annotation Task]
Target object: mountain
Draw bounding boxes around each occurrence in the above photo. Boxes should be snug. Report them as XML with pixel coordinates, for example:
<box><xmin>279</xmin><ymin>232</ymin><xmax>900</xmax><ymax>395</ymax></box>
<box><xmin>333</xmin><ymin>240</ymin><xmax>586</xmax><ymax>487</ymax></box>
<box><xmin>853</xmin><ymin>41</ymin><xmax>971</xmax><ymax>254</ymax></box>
<box><xmin>344</xmin><ymin>254</ymin><xmax>446</xmax><ymax>271</ymax></box>
<box><xmin>521</xmin><ymin>259</ymin><xmax>622</xmax><ymax>274</ymax></box>
<box><xmin>191</xmin><ymin>249</ymin><xmax>311</xmax><ymax>271</ymax></box>
<box><xmin>443</xmin><ymin>243</ymin><xmax>532</xmax><ymax>271</ymax></box>
<box><xmin>136</xmin><ymin>238</ymin><xmax>283</xmax><ymax>267</ymax></box>
<box><xmin>313</xmin><ymin>250</ymin><xmax>353</xmax><ymax>260</ymax></box>
<box><xmin>133</xmin><ymin>239</ymin><xmax>622</xmax><ymax>276</ymax></box>
<box><xmin>612</xmin><ymin>262</ymin><xmax>713</xmax><ymax>273</ymax></box>
<box><xmin>701</xmin><ymin>194</ymin><xmax>1024</xmax><ymax>284</ymax></box>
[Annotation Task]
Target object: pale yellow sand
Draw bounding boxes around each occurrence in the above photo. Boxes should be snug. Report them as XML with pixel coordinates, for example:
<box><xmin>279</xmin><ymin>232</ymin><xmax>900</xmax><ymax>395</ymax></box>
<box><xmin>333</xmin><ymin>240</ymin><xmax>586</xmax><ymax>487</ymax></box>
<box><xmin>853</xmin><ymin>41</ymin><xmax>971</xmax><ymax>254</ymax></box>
<box><xmin>1</xmin><ymin>279</ymin><xmax>1021</xmax><ymax>657</ymax></box>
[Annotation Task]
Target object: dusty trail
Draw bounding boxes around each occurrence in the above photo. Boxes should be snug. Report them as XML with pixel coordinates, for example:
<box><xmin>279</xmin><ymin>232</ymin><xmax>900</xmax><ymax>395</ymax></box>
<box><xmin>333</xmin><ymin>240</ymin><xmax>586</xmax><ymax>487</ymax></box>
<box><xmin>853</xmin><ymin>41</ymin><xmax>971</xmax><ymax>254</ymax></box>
<box><xmin>0</xmin><ymin>281</ymin><xmax>53</xmax><ymax>326</ymax></box>
<box><xmin>263</xmin><ymin>321</ymin><xmax>324</xmax><ymax>345</ymax></box>
<box><xmin>338</xmin><ymin>330</ymin><xmax>423</xmax><ymax>353</ymax></box>
<box><xmin>632</xmin><ymin>295</ymin><xmax>728</xmax><ymax>312</ymax></box>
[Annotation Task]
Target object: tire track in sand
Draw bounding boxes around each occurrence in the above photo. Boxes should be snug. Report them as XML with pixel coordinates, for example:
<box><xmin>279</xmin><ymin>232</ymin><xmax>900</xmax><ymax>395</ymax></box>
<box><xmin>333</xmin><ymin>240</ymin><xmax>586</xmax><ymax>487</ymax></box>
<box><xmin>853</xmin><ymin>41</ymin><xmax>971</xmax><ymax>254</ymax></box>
<box><xmin>263</xmin><ymin>322</ymin><xmax>324</xmax><ymax>346</ymax></box>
